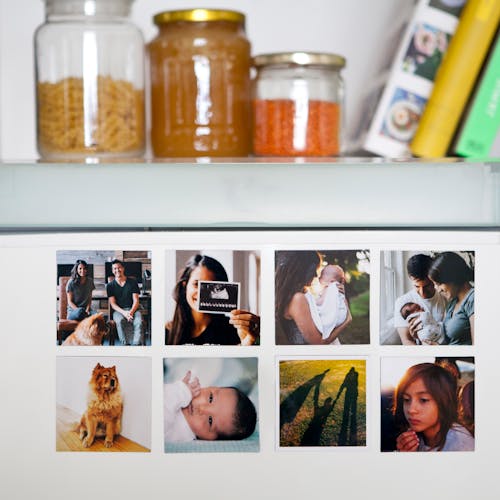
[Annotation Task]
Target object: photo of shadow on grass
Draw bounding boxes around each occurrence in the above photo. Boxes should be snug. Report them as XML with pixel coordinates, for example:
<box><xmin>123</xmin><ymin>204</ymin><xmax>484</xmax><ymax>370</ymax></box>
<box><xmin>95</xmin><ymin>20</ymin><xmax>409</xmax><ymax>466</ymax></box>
<box><xmin>279</xmin><ymin>359</ymin><xmax>366</xmax><ymax>447</ymax></box>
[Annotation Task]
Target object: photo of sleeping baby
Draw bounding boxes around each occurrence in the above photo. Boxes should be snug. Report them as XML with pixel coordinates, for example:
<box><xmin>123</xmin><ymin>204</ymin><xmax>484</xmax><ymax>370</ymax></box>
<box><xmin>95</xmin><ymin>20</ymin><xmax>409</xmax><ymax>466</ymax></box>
<box><xmin>163</xmin><ymin>357</ymin><xmax>259</xmax><ymax>453</ymax></box>
<box><xmin>379</xmin><ymin>250</ymin><xmax>475</xmax><ymax>345</ymax></box>
<box><xmin>381</xmin><ymin>356</ymin><xmax>474</xmax><ymax>452</ymax></box>
<box><xmin>165</xmin><ymin>250</ymin><xmax>260</xmax><ymax>345</ymax></box>
<box><xmin>275</xmin><ymin>250</ymin><xmax>370</xmax><ymax>345</ymax></box>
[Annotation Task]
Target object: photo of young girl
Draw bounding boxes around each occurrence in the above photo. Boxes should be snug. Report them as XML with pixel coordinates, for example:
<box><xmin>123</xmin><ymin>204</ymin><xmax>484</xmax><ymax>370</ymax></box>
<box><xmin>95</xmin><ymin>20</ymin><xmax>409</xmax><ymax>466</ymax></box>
<box><xmin>381</xmin><ymin>357</ymin><xmax>474</xmax><ymax>452</ymax></box>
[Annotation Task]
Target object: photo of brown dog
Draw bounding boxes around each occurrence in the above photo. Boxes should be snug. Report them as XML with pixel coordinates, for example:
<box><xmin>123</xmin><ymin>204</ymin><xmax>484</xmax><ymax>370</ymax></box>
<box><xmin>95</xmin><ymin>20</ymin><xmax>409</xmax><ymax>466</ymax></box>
<box><xmin>62</xmin><ymin>313</ymin><xmax>109</xmax><ymax>346</ymax></box>
<box><xmin>78</xmin><ymin>363</ymin><xmax>123</xmax><ymax>448</ymax></box>
<box><xmin>57</xmin><ymin>356</ymin><xmax>151</xmax><ymax>452</ymax></box>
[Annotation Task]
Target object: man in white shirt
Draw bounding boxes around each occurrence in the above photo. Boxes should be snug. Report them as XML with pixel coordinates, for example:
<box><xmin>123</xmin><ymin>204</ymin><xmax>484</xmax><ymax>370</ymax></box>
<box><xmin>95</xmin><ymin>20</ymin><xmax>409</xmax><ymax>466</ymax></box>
<box><xmin>393</xmin><ymin>254</ymin><xmax>447</xmax><ymax>345</ymax></box>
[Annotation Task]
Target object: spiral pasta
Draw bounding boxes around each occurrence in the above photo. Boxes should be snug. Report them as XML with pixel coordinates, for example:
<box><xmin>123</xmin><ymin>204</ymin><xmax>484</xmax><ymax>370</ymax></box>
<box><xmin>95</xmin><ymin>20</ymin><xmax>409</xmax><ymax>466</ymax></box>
<box><xmin>37</xmin><ymin>75</ymin><xmax>144</xmax><ymax>157</ymax></box>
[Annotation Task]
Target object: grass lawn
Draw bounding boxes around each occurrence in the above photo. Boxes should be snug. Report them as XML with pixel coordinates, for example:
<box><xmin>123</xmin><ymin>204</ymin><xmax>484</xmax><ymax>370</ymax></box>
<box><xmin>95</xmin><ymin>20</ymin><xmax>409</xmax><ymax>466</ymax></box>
<box><xmin>280</xmin><ymin>359</ymin><xmax>366</xmax><ymax>447</ymax></box>
<box><xmin>339</xmin><ymin>290</ymin><xmax>370</xmax><ymax>344</ymax></box>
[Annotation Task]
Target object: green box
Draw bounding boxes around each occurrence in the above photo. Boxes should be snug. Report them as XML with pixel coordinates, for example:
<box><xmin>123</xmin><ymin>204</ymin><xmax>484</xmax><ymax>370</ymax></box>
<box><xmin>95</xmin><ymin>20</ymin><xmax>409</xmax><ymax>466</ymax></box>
<box><xmin>454</xmin><ymin>35</ymin><xmax>500</xmax><ymax>158</ymax></box>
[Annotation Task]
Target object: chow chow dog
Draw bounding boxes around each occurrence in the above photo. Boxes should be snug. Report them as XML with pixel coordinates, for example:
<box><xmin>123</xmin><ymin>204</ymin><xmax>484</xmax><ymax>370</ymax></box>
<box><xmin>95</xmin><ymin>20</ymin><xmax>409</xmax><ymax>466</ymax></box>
<box><xmin>78</xmin><ymin>363</ymin><xmax>123</xmax><ymax>448</ymax></box>
<box><xmin>62</xmin><ymin>313</ymin><xmax>108</xmax><ymax>346</ymax></box>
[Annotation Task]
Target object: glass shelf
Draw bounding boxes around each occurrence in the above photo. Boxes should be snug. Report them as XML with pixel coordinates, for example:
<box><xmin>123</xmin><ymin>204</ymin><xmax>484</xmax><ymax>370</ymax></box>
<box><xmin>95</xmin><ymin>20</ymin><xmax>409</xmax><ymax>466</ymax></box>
<box><xmin>0</xmin><ymin>159</ymin><xmax>499</xmax><ymax>231</ymax></box>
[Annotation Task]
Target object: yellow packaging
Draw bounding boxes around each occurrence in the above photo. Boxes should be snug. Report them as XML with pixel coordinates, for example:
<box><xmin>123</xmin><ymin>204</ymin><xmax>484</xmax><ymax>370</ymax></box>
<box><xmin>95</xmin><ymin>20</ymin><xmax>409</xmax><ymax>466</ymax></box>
<box><xmin>410</xmin><ymin>0</ymin><xmax>500</xmax><ymax>158</ymax></box>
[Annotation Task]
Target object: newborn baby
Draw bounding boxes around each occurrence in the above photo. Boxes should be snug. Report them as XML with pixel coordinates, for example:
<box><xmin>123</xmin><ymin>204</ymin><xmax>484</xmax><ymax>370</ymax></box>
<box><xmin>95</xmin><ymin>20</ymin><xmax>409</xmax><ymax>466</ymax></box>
<box><xmin>400</xmin><ymin>302</ymin><xmax>445</xmax><ymax>344</ymax></box>
<box><xmin>305</xmin><ymin>264</ymin><xmax>348</xmax><ymax>343</ymax></box>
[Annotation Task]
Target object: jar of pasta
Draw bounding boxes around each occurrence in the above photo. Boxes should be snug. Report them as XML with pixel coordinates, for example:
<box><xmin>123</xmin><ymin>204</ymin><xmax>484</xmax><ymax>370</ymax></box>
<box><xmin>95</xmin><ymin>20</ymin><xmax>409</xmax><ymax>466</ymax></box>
<box><xmin>149</xmin><ymin>9</ymin><xmax>251</xmax><ymax>158</ymax></box>
<box><xmin>34</xmin><ymin>0</ymin><xmax>145</xmax><ymax>160</ymax></box>
<box><xmin>252</xmin><ymin>52</ymin><xmax>346</xmax><ymax>156</ymax></box>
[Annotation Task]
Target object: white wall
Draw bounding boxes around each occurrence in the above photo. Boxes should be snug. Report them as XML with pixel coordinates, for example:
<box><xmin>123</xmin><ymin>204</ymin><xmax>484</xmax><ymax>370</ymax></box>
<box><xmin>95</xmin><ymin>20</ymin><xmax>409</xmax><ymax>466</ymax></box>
<box><xmin>2</xmin><ymin>230</ymin><xmax>499</xmax><ymax>500</ymax></box>
<box><xmin>56</xmin><ymin>356</ymin><xmax>152</xmax><ymax>448</ymax></box>
<box><xmin>0</xmin><ymin>0</ymin><xmax>415</xmax><ymax>159</ymax></box>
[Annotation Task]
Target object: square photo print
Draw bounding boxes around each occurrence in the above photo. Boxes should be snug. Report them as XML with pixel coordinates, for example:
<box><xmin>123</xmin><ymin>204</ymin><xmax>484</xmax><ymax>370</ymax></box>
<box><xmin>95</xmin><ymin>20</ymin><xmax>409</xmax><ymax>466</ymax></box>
<box><xmin>56</xmin><ymin>356</ymin><xmax>152</xmax><ymax>452</ymax></box>
<box><xmin>165</xmin><ymin>250</ymin><xmax>260</xmax><ymax>345</ymax></box>
<box><xmin>56</xmin><ymin>250</ymin><xmax>152</xmax><ymax>346</ymax></box>
<box><xmin>379</xmin><ymin>87</ymin><xmax>426</xmax><ymax>144</ymax></box>
<box><xmin>381</xmin><ymin>356</ymin><xmax>474</xmax><ymax>452</ymax></box>
<box><xmin>401</xmin><ymin>22</ymin><xmax>451</xmax><ymax>82</ymax></box>
<box><xmin>380</xmin><ymin>251</ymin><xmax>474</xmax><ymax>345</ymax></box>
<box><xmin>163</xmin><ymin>357</ymin><xmax>259</xmax><ymax>453</ymax></box>
<box><xmin>197</xmin><ymin>280</ymin><xmax>240</xmax><ymax>313</ymax></box>
<box><xmin>275</xmin><ymin>250</ymin><xmax>370</xmax><ymax>345</ymax></box>
<box><xmin>278</xmin><ymin>358</ymin><xmax>366</xmax><ymax>448</ymax></box>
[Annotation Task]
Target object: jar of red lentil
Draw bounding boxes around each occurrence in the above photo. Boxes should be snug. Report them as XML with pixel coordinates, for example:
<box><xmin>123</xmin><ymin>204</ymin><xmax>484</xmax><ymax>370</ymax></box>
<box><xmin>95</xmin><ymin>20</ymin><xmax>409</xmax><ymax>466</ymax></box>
<box><xmin>252</xmin><ymin>52</ymin><xmax>346</xmax><ymax>156</ymax></box>
<box><xmin>149</xmin><ymin>9</ymin><xmax>252</xmax><ymax>158</ymax></box>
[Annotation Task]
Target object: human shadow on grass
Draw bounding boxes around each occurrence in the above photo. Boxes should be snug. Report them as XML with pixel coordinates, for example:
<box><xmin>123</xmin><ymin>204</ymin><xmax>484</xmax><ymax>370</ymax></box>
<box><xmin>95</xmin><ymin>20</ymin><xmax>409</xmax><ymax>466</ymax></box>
<box><xmin>333</xmin><ymin>367</ymin><xmax>359</xmax><ymax>446</ymax></box>
<box><xmin>280</xmin><ymin>369</ymin><xmax>330</xmax><ymax>428</ymax></box>
<box><xmin>300</xmin><ymin>366</ymin><xmax>359</xmax><ymax>446</ymax></box>
<box><xmin>300</xmin><ymin>377</ymin><xmax>335</xmax><ymax>446</ymax></box>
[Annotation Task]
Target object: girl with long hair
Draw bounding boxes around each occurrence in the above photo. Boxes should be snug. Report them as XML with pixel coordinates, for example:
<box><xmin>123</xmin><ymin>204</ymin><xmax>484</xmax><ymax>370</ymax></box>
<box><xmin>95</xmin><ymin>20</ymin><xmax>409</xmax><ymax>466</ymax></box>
<box><xmin>275</xmin><ymin>251</ymin><xmax>351</xmax><ymax>345</ymax></box>
<box><xmin>66</xmin><ymin>259</ymin><xmax>96</xmax><ymax>321</ymax></box>
<box><xmin>166</xmin><ymin>254</ymin><xmax>259</xmax><ymax>345</ymax></box>
<box><xmin>393</xmin><ymin>363</ymin><xmax>474</xmax><ymax>451</ymax></box>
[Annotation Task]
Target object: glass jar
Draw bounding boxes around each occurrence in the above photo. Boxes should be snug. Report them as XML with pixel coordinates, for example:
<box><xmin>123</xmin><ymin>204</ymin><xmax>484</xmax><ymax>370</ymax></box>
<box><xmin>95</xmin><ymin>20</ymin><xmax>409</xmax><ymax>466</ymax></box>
<box><xmin>252</xmin><ymin>52</ymin><xmax>346</xmax><ymax>156</ymax></box>
<box><xmin>149</xmin><ymin>9</ymin><xmax>251</xmax><ymax>158</ymax></box>
<box><xmin>34</xmin><ymin>0</ymin><xmax>145</xmax><ymax>160</ymax></box>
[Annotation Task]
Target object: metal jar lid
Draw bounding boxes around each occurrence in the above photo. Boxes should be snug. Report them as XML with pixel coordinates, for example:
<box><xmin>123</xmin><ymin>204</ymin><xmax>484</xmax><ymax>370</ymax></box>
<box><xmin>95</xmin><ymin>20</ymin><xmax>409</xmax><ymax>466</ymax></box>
<box><xmin>153</xmin><ymin>8</ymin><xmax>245</xmax><ymax>25</ymax></box>
<box><xmin>253</xmin><ymin>52</ymin><xmax>346</xmax><ymax>69</ymax></box>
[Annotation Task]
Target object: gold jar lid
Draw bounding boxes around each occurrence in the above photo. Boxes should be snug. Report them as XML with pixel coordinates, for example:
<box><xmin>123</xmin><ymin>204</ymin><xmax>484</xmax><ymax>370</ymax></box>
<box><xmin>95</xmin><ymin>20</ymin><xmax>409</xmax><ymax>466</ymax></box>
<box><xmin>153</xmin><ymin>8</ymin><xmax>245</xmax><ymax>25</ymax></box>
<box><xmin>253</xmin><ymin>52</ymin><xmax>346</xmax><ymax>68</ymax></box>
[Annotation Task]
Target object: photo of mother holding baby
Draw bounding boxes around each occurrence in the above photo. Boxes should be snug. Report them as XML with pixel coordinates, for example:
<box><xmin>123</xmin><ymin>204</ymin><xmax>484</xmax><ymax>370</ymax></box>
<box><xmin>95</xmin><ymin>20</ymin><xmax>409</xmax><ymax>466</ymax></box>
<box><xmin>275</xmin><ymin>250</ymin><xmax>370</xmax><ymax>345</ymax></box>
<box><xmin>380</xmin><ymin>251</ymin><xmax>474</xmax><ymax>345</ymax></box>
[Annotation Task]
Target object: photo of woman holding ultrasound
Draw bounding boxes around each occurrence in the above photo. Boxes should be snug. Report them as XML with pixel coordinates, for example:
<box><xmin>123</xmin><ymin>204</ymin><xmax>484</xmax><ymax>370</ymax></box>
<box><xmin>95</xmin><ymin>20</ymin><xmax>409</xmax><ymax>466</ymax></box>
<box><xmin>165</xmin><ymin>252</ymin><xmax>260</xmax><ymax>345</ymax></box>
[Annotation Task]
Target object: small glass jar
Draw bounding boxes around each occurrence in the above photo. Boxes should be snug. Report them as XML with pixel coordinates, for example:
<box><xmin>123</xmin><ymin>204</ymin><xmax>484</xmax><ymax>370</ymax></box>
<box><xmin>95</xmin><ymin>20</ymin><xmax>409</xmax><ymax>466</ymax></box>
<box><xmin>149</xmin><ymin>9</ymin><xmax>251</xmax><ymax>158</ymax></box>
<box><xmin>34</xmin><ymin>0</ymin><xmax>145</xmax><ymax>160</ymax></box>
<box><xmin>252</xmin><ymin>52</ymin><xmax>346</xmax><ymax>156</ymax></box>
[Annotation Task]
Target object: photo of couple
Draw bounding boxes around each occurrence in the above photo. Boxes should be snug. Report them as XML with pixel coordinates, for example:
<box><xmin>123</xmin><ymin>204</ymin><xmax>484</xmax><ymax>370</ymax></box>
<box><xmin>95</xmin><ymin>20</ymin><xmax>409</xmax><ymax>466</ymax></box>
<box><xmin>56</xmin><ymin>250</ymin><xmax>152</xmax><ymax>346</ymax></box>
<box><xmin>275</xmin><ymin>250</ymin><xmax>370</xmax><ymax>345</ymax></box>
<box><xmin>380</xmin><ymin>251</ymin><xmax>474</xmax><ymax>345</ymax></box>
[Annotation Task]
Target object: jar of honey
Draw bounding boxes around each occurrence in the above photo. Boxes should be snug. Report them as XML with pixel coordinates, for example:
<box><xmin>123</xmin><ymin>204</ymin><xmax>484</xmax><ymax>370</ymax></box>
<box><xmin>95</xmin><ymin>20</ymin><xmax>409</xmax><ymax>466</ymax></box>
<box><xmin>34</xmin><ymin>0</ymin><xmax>145</xmax><ymax>160</ymax></box>
<box><xmin>149</xmin><ymin>9</ymin><xmax>252</xmax><ymax>158</ymax></box>
<box><xmin>252</xmin><ymin>52</ymin><xmax>346</xmax><ymax>157</ymax></box>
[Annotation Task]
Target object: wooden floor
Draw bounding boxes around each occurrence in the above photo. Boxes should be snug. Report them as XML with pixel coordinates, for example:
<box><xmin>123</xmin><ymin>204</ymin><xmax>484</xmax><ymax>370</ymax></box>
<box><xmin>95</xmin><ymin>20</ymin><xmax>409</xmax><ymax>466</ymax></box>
<box><xmin>56</xmin><ymin>405</ymin><xmax>150</xmax><ymax>452</ymax></box>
